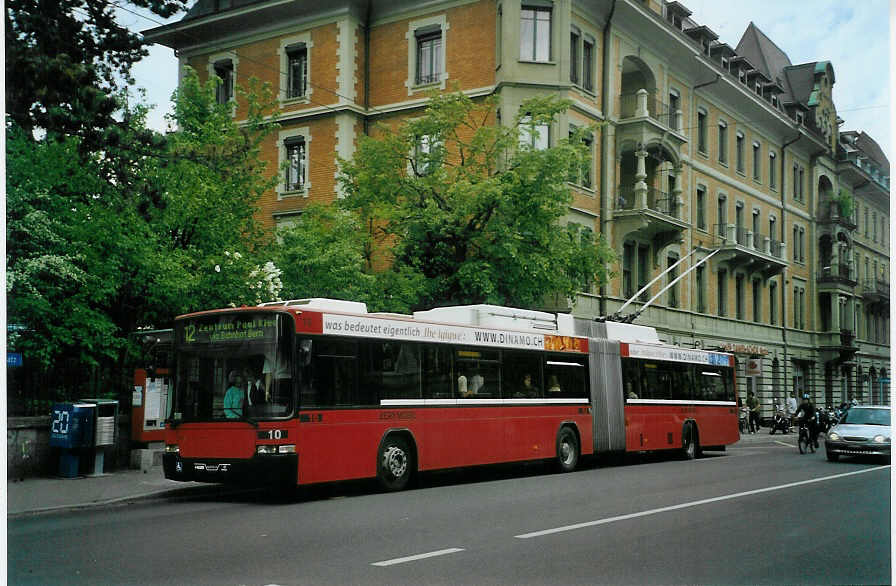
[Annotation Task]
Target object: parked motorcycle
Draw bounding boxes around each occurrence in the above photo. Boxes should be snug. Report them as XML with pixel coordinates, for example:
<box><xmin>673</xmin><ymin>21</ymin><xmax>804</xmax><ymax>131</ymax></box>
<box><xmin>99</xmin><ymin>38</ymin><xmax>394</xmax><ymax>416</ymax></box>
<box><xmin>769</xmin><ymin>403</ymin><xmax>790</xmax><ymax>434</ymax></box>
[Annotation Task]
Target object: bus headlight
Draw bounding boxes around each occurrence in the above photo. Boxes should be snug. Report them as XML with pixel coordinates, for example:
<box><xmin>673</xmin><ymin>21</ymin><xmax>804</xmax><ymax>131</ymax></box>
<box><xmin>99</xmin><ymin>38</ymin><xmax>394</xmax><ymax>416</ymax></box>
<box><xmin>165</xmin><ymin>444</ymin><xmax>180</xmax><ymax>453</ymax></box>
<box><xmin>256</xmin><ymin>445</ymin><xmax>296</xmax><ymax>455</ymax></box>
<box><xmin>873</xmin><ymin>435</ymin><xmax>889</xmax><ymax>444</ymax></box>
<box><xmin>827</xmin><ymin>432</ymin><xmax>840</xmax><ymax>441</ymax></box>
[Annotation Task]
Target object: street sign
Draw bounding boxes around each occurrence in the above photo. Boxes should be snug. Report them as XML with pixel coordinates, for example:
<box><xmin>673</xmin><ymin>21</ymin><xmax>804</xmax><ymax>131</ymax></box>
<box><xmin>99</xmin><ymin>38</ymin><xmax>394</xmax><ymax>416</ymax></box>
<box><xmin>7</xmin><ymin>353</ymin><xmax>22</xmax><ymax>367</ymax></box>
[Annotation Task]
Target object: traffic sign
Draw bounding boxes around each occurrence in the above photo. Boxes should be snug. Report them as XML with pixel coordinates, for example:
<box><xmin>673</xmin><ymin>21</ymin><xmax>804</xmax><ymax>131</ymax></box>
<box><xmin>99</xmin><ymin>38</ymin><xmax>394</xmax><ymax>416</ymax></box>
<box><xmin>7</xmin><ymin>353</ymin><xmax>22</xmax><ymax>367</ymax></box>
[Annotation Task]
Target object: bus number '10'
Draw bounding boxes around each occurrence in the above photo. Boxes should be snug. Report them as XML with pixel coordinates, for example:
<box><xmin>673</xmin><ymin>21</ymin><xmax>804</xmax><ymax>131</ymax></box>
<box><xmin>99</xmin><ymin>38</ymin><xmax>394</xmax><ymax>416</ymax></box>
<box><xmin>258</xmin><ymin>429</ymin><xmax>288</xmax><ymax>440</ymax></box>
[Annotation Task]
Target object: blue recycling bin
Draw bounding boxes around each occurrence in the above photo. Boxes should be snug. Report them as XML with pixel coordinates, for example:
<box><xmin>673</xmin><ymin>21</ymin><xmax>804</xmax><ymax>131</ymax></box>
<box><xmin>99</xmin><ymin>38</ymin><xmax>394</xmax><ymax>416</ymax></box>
<box><xmin>49</xmin><ymin>403</ymin><xmax>96</xmax><ymax>477</ymax></box>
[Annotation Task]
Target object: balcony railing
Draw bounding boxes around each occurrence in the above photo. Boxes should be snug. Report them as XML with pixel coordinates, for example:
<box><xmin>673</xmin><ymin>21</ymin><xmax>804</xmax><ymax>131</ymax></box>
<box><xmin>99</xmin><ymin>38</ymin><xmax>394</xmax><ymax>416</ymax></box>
<box><xmin>712</xmin><ymin>224</ymin><xmax>785</xmax><ymax>259</ymax></box>
<box><xmin>818</xmin><ymin>262</ymin><xmax>856</xmax><ymax>283</ymax></box>
<box><xmin>863</xmin><ymin>278</ymin><xmax>890</xmax><ymax>298</ymax></box>
<box><xmin>616</xmin><ymin>185</ymin><xmax>677</xmax><ymax>217</ymax></box>
<box><xmin>618</xmin><ymin>92</ymin><xmax>678</xmax><ymax>130</ymax></box>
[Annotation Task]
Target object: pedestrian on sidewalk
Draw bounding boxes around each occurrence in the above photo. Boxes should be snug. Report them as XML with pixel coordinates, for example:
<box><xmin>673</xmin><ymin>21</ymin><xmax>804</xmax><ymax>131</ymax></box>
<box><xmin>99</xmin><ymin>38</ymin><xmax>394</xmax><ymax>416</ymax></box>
<box><xmin>746</xmin><ymin>390</ymin><xmax>761</xmax><ymax>434</ymax></box>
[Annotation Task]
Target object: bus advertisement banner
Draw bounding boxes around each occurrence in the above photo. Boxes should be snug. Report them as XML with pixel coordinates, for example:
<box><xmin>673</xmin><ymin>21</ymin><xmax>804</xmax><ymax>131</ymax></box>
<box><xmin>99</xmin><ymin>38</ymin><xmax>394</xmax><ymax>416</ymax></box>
<box><xmin>321</xmin><ymin>314</ymin><xmax>552</xmax><ymax>351</ymax></box>
<box><xmin>623</xmin><ymin>343</ymin><xmax>731</xmax><ymax>366</ymax></box>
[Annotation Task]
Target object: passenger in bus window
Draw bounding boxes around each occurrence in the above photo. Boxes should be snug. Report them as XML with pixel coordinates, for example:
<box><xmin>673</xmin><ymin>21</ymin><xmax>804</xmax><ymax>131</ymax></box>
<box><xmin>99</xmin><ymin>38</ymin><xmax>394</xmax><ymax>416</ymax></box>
<box><xmin>458</xmin><ymin>373</ymin><xmax>469</xmax><ymax>397</ymax></box>
<box><xmin>515</xmin><ymin>373</ymin><xmax>538</xmax><ymax>398</ymax></box>
<box><xmin>470</xmin><ymin>370</ymin><xmax>484</xmax><ymax>394</ymax></box>
<box><xmin>223</xmin><ymin>371</ymin><xmax>245</xmax><ymax>418</ymax></box>
<box><xmin>244</xmin><ymin>367</ymin><xmax>264</xmax><ymax>405</ymax></box>
<box><xmin>547</xmin><ymin>375</ymin><xmax>562</xmax><ymax>394</ymax></box>
<box><xmin>626</xmin><ymin>381</ymin><xmax>638</xmax><ymax>400</ymax></box>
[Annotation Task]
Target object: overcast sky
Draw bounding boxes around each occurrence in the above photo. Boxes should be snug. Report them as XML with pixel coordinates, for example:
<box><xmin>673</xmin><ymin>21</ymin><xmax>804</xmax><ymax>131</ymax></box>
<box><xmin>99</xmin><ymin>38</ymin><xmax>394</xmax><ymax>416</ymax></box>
<box><xmin>125</xmin><ymin>0</ymin><xmax>892</xmax><ymax>159</ymax></box>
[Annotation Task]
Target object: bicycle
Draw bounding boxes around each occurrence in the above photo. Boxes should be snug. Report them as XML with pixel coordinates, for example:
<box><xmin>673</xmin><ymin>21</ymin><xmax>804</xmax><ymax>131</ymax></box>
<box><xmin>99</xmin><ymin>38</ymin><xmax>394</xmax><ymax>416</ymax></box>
<box><xmin>797</xmin><ymin>419</ymin><xmax>816</xmax><ymax>454</ymax></box>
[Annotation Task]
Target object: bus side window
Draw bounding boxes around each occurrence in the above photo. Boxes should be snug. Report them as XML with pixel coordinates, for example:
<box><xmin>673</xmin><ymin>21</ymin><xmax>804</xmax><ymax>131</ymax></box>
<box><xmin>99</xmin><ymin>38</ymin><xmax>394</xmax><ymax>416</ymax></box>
<box><xmin>309</xmin><ymin>340</ymin><xmax>359</xmax><ymax>407</ymax></box>
<box><xmin>423</xmin><ymin>345</ymin><xmax>453</xmax><ymax>399</ymax></box>
<box><xmin>362</xmin><ymin>341</ymin><xmax>421</xmax><ymax>401</ymax></box>
<box><xmin>544</xmin><ymin>354</ymin><xmax>587</xmax><ymax>399</ymax></box>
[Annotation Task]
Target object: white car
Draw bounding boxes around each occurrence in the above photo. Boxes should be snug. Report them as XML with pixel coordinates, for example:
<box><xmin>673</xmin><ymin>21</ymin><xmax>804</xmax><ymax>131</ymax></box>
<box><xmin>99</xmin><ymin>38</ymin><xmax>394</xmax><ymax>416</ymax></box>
<box><xmin>825</xmin><ymin>405</ymin><xmax>891</xmax><ymax>462</ymax></box>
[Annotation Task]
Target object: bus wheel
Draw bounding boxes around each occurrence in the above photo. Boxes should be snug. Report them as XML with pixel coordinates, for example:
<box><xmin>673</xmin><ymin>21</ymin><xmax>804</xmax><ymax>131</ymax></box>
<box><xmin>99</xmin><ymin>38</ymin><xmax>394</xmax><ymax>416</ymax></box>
<box><xmin>377</xmin><ymin>435</ymin><xmax>413</xmax><ymax>491</ymax></box>
<box><xmin>681</xmin><ymin>422</ymin><xmax>699</xmax><ymax>460</ymax></box>
<box><xmin>556</xmin><ymin>427</ymin><xmax>580</xmax><ymax>472</ymax></box>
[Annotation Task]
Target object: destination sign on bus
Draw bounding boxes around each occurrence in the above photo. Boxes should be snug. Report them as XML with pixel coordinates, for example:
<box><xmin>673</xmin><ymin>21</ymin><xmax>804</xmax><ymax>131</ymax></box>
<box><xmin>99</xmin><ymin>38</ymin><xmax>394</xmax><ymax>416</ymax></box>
<box><xmin>624</xmin><ymin>343</ymin><xmax>731</xmax><ymax>366</ymax></box>
<box><xmin>322</xmin><ymin>314</ymin><xmax>550</xmax><ymax>351</ymax></box>
<box><xmin>180</xmin><ymin>315</ymin><xmax>278</xmax><ymax>345</ymax></box>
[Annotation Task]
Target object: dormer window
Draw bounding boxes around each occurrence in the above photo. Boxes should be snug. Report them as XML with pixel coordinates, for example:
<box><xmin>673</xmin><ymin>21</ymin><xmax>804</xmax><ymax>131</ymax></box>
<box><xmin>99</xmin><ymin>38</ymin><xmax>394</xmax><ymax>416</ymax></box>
<box><xmin>739</xmin><ymin>69</ymin><xmax>746</xmax><ymax>84</ymax></box>
<box><xmin>721</xmin><ymin>57</ymin><xmax>729</xmax><ymax>71</ymax></box>
<box><xmin>795</xmin><ymin>112</ymin><xmax>804</xmax><ymax>125</ymax></box>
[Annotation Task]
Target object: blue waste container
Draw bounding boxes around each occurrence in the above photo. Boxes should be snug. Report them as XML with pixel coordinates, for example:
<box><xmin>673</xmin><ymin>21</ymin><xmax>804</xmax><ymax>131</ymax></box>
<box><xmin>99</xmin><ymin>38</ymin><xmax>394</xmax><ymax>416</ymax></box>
<box><xmin>49</xmin><ymin>403</ymin><xmax>96</xmax><ymax>477</ymax></box>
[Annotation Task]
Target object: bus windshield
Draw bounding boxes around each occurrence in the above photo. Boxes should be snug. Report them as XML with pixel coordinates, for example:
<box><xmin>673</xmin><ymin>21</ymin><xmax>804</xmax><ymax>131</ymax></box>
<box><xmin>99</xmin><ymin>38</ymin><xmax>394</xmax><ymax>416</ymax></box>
<box><xmin>172</xmin><ymin>312</ymin><xmax>294</xmax><ymax>422</ymax></box>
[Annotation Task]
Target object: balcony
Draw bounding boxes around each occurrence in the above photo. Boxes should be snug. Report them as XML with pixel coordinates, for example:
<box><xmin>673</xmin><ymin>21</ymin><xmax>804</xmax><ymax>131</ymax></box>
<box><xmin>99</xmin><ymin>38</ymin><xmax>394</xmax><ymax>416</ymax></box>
<box><xmin>616</xmin><ymin>89</ymin><xmax>687</xmax><ymax>149</ymax></box>
<box><xmin>711</xmin><ymin>224</ymin><xmax>787</xmax><ymax>278</ymax></box>
<box><xmin>613</xmin><ymin>185</ymin><xmax>689</xmax><ymax>251</ymax></box>
<box><xmin>817</xmin><ymin>201</ymin><xmax>857</xmax><ymax>231</ymax></box>
<box><xmin>862</xmin><ymin>278</ymin><xmax>890</xmax><ymax>305</ymax></box>
<box><xmin>817</xmin><ymin>262</ymin><xmax>858</xmax><ymax>288</ymax></box>
<box><xmin>819</xmin><ymin>328</ymin><xmax>859</xmax><ymax>364</ymax></box>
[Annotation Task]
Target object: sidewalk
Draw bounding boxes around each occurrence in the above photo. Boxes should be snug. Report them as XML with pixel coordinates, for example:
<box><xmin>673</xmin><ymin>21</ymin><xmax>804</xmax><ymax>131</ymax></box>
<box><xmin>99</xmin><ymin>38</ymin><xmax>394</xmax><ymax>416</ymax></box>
<box><xmin>7</xmin><ymin>468</ymin><xmax>213</xmax><ymax>518</ymax></box>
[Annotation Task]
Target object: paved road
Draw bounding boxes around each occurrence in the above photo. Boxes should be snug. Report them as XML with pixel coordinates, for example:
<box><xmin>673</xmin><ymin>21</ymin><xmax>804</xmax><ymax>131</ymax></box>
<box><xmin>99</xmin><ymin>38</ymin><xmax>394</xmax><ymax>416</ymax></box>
<box><xmin>9</xmin><ymin>437</ymin><xmax>890</xmax><ymax>585</ymax></box>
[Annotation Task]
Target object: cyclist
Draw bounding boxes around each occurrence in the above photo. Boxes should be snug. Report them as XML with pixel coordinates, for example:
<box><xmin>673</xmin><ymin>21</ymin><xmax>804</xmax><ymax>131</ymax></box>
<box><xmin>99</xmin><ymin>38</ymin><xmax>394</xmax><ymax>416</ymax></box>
<box><xmin>793</xmin><ymin>393</ymin><xmax>819</xmax><ymax>449</ymax></box>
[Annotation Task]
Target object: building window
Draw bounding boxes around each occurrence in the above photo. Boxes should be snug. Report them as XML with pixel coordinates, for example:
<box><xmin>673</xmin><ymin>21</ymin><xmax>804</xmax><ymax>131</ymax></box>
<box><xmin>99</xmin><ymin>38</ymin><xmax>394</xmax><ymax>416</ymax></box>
<box><xmin>792</xmin><ymin>225</ymin><xmax>799</xmax><ymax>262</ymax></box>
<box><xmin>752</xmin><ymin>209</ymin><xmax>761</xmax><ymax>247</ymax></box>
<box><xmin>668</xmin><ymin>90</ymin><xmax>680</xmax><ymax>131</ymax></box>
<box><xmin>414</xmin><ymin>134</ymin><xmax>442</xmax><ymax>176</ymax></box>
<box><xmin>799</xmin><ymin>227</ymin><xmax>805</xmax><ymax>262</ymax></box>
<box><xmin>752</xmin><ymin>278</ymin><xmax>762</xmax><ymax>323</ymax></box>
<box><xmin>569</xmin><ymin>28</ymin><xmax>579</xmax><ymax>84</ymax></box>
<box><xmin>736</xmin><ymin>132</ymin><xmax>745</xmax><ymax>173</ymax></box>
<box><xmin>769</xmin><ymin>151</ymin><xmax>777</xmax><ymax>189</ymax></box>
<box><xmin>697</xmin><ymin>109</ymin><xmax>707</xmax><ymax>154</ymax></box>
<box><xmin>582</xmin><ymin>37</ymin><xmax>594</xmax><ymax>91</ymax></box>
<box><xmin>872</xmin><ymin>212</ymin><xmax>877</xmax><ymax>241</ymax></box>
<box><xmin>735</xmin><ymin>274</ymin><xmax>745</xmax><ymax>320</ymax></box>
<box><xmin>637</xmin><ymin>245</ymin><xmax>649</xmax><ymax>301</ymax></box>
<box><xmin>696</xmin><ymin>186</ymin><xmax>706</xmax><ymax>230</ymax></box>
<box><xmin>284</xmin><ymin>136</ymin><xmax>306</xmax><ymax>192</ymax></box>
<box><xmin>752</xmin><ymin>141</ymin><xmax>761</xmax><ymax>181</ymax></box>
<box><xmin>717</xmin><ymin>269</ymin><xmax>728</xmax><ymax>317</ymax></box>
<box><xmin>718</xmin><ymin>120</ymin><xmax>728</xmax><ymax>164</ymax></box>
<box><xmin>496</xmin><ymin>6</ymin><xmax>502</xmax><ymax>67</ymax></box>
<box><xmin>717</xmin><ymin>194</ymin><xmax>727</xmax><ymax>236</ymax></box>
<box><xmin>798</xmin><ymin>166</ymin><xmax>805</xmax><ymax>201</ymax></box>
<box><xmin>695</xmin><ymin>265</ymin><xmax>706</xmax><ymax>313</ymax></box>
<box><xmin>769</xmin><ymin>281</ymin><xmax>777</xmax><ymax>325</ymax></box>
<box><xmin>622</xmin><ymin>242</ymin><xmax>634</xmax><ymax>298</ymax></box>
<box><xmin>567</xmin><ymin>126</ymin><xmax>592</xmax><ymax>187</ymax></box>
<box><xmin>521</xmin><ymin>6</ymin><xmax>551</xmax><ymax>62</ymax></box>
<box><xmin>519</xmin><ymin>114</ymin><xmax>549</xmax><ymax>150</ymax></box>
<box><xmin>281</xmin><ymin>45</ymin><xmax>306</xmax><ymax>100</ymax></box>
<box><xmin>865</xmin><ymin>207</ymin><xmax>870</xmax><ymax>236</ymax></box>
<box><xmin>213</xmin><ymin>58</ymin><xmax>234</xmax><ymax>104</ymax></box>
<box><xmin>667</xmin><ymin>255</ymin><xmax>678</xmax><ymax>308</ymax></box>
<box><xmin>415</xmin><ymin>27</ymin><xmax>443</xmax><ymax>85</ymax></box>
<box><xmin>769</xmin><ymin>216</ymin><xmax>777</xmax><ymax>242</ymax></box>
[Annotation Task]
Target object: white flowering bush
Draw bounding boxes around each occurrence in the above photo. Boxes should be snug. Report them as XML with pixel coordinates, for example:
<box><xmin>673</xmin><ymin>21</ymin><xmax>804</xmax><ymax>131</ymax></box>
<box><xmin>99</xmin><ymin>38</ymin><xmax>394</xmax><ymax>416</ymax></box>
<box><xmin>214</xmin><ymin>251</ymin><xmax>283</xmax><ymax>307</ymax></box>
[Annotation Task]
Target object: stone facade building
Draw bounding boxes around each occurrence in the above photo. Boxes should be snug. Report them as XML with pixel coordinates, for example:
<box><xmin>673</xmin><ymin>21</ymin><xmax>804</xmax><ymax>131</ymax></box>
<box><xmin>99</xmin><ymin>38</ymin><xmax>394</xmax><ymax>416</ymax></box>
<box><xmin>144</xmin><ymin>0</ymin><xmax>890</xmax><ymax>417</ymax></box>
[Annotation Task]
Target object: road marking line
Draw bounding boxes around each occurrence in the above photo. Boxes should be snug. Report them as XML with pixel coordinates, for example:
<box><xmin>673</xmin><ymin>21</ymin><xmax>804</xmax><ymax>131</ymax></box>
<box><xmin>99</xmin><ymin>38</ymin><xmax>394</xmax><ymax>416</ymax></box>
<box><xmin>372</xmin><ymin>548</ymin><xmax>465</xmax><ymax>567</ymax></box>
<box><xmin>773</xmin><ymin>440</ymin><xmax>795</xmax><ymax>447</ymax></box>
<box><xmin>515</xmin><ymin>466</ymin><xmax>889</xmax><ymax>539</ymax></box>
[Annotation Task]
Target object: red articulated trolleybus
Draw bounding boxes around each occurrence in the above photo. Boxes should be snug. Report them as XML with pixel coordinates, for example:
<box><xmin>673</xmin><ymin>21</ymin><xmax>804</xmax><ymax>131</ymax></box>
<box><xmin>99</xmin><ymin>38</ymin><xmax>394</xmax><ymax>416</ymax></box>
<box><xmin>163</xmin><ymin>298</ymin><xmax>738</xmax><ymax>491</ymax></box>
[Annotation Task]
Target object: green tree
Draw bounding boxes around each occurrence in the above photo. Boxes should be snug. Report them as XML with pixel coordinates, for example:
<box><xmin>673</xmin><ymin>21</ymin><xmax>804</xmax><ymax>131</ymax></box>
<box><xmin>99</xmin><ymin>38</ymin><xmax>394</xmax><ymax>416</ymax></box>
<box><xmin>7</xmin><ymin>69</ymin><xmax>281</xmax><ymax>409</ymax></box>
<box><xmin>6</xmin><ymin>0</ymin><xmax>187</xmax><ymax>144</ymax></box>
<box><xmin>332</xmin><ymin>91</ymin><xmax>614</xmax><ymax>312</ymax></box>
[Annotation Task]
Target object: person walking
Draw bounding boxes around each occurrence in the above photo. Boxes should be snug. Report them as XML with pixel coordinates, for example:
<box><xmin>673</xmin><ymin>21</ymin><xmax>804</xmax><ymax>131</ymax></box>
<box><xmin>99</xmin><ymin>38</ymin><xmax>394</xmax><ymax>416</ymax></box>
<box><xmin>746</xmin><ymin>390</ymin><xmax>761</xmax><ymax>434</ymax></box>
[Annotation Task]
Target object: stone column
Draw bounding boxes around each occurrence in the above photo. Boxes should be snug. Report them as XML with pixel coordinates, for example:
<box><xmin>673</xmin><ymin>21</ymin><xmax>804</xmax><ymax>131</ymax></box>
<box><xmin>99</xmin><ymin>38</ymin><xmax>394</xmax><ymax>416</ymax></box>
<box><xmin>634</xmin><ymin>147</ymin><xmax>648</xmax><ymax>209</ymax></box>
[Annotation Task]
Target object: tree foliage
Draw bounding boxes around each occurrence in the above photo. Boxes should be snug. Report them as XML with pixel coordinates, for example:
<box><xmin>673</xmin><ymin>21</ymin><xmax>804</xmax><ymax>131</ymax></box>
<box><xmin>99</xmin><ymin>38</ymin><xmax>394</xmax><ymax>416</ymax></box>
<box><xmin>328</xmin><ymin>91</ymin><xmax>614</xmax><ymax>312</ymax></box>
<box><xmin>7</xmin><ymin>69</ymin><xmax>281</xmax><ymax>379</ymax></box>
<box><xmin>6</xmin><ymin>0</ymin><xmax>187</xmax><ymax>144</ymax></box>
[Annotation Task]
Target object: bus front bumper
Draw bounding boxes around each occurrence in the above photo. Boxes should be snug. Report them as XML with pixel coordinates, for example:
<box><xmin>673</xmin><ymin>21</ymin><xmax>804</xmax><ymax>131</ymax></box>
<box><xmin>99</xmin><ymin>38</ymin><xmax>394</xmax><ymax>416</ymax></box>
<box><xmin>163</xmin><ymin>452</ymin><xmax>298</xmax><ymax>486</ymax></box>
